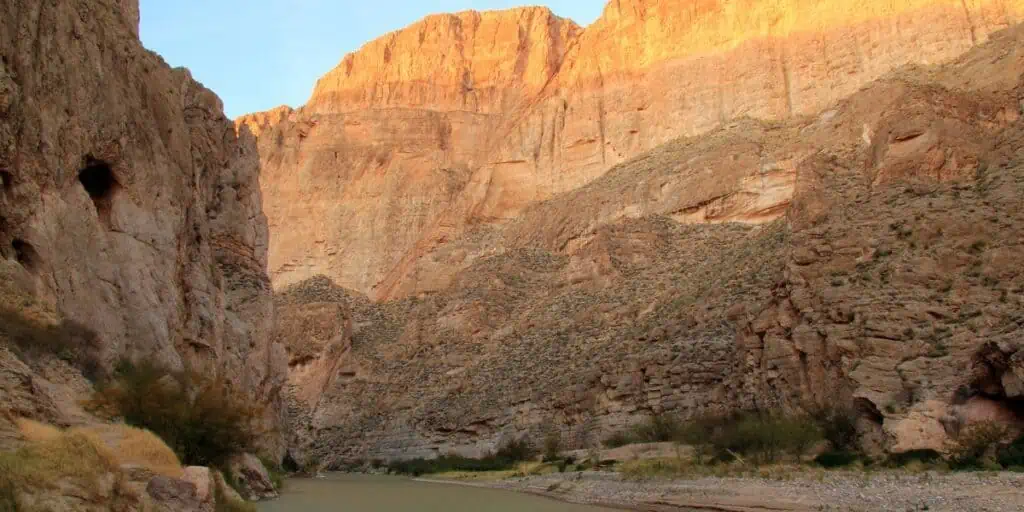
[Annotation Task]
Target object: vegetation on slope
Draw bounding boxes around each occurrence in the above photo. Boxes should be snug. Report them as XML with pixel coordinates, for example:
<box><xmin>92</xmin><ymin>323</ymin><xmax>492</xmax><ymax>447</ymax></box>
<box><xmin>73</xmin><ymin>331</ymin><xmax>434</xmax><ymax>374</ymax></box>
<box><xmin>89</xmin><ymin>359</ymin><xmax>264</xmax><ymax>468</ymax></box>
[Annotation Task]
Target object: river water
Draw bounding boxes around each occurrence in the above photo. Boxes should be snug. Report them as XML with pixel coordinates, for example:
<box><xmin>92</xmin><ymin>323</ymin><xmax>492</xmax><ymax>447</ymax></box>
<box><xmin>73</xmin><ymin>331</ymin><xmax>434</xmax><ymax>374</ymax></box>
<box><xmin>256</xmin><ymin>474</ymin><xmax>619</xmax><ymax>512</ymax></box>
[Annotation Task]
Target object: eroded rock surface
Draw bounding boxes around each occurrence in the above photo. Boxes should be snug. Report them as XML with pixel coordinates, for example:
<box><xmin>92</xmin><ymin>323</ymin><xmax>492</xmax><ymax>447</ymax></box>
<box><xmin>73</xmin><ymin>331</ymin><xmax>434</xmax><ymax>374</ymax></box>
<box><xmin>272</xmin><ymin>24</ymin><xmax>1024</xmax><ymax>464</ymax></box>
<box><xmin>0</xmin><ymin>0</ymin><xmax>285</xmax><ymax>456</ymax></box>
<box><xmin>243</xmin><ymin>0</ymin><xmax>1024</xmax><ymax>300</ymax></box>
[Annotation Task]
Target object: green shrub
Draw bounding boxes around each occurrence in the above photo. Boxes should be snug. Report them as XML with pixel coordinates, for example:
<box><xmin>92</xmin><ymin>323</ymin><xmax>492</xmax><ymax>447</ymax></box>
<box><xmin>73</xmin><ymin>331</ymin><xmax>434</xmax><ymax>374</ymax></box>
<box><xmin>813</xmin><ymin>406</ymin><xmax>859</xmax><ymax>451</ymax></box>
<box><xmin>386</xmin><ymin>454</ymin><xmax>514</xmax><ymax>476</ymax></box>
<box><xmin>631</xmin><ymin>414</ymin><xmax>684</xmax><ymax>443</ymax></box>
<box><xmin>495</xmin><ymin>437</ymin><xmax>535</xmax><ymax>462</ymax></box>
<box><xmin>259</xmin><ymin>457</ymin><xmax>285</xmax><ymax>490</ymax></box>
<box><xmin>213</xmin><ymin>478</ymin><xmax>255</xmax><ymax>512</ymax></box>
<box><xmin>814</xmin><ymin>450</ymin><xmax>860</xmax><ymax>468</ymax></box>
<box><xmin>946</xmin><ymin>421</ymin><xmax>1008</xmax><ymax>469</ymax></box>
<box><xmin>676</xmin><ymin>415</ymin><xmax>723</xmax><ymax>464</ymax></box>
<box><xmin>90</xmin><ymin>359</ymin><xmax>263</xmax><ymax>467</ymax></box>
<box><xmin>386</xmin><ymin>438</ymin><xmax>537</xmax><ymax>476</ymax></box>
<box><xmin>602</xmin><ymin>431</ymin><xmax>633</xmax><ymax>448</ymax></box>
<box><xmin>997</xmin><ymin>435</ymin><xmax>1024</xmax><ymax>469</ymax></box>
<box><xmin>542</xmin><ymin>430</ymin><xmax>562</xmax><ymax>463</ymax></box>
<box><xmin>889</xmin><ymin>449</ymin><xmax>942</xmax><ymax>467</ymax></box>
<box><xmin>708</xmin><ymin>413</ymin><xmax>823</xmax><ymax>465</ymax></box>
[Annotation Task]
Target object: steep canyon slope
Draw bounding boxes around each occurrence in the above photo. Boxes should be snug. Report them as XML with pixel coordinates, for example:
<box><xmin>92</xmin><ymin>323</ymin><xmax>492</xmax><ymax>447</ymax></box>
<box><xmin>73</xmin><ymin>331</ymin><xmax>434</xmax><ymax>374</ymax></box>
<box><xmin>0</xmin><ymin>0</ymin><xmax>286</xmax><ymax>458</ymax></box>
<box><xmin>242</xmin><ymin>0</ymin><xmax>1024</xmax><ymax>300</ymax></box>
<box><xmin>242</xmin><ymin>1</ymin><xmax>1024</xmax><ymax>465</ymax></box>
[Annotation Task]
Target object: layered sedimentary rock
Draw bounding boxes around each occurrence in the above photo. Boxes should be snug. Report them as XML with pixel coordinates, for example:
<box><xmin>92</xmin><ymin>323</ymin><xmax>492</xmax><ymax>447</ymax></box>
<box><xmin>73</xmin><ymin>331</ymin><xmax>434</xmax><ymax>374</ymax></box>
<box><xmin>273</xmin><ymin>26</ymin><xmax>1024</xmax><ymax>464</ymax></box>
<box><xmin>0</xmin><ymin>0</ymin><xmax>286</xmax><ymax>455</ymax></box>
<box><xmin>238</xmin><ymin>0</ymin><xmax>1024</xmax><ymax>463</ymax></box>
<box><xmin>243</xmin><ymin>0</ymin><xmax>1024</xmax><ymax>300</ymax></box>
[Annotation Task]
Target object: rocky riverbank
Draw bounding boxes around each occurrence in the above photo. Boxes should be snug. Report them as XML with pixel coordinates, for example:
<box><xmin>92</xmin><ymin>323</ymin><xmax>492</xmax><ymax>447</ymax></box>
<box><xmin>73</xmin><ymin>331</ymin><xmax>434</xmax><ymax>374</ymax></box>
<box><xmin>422</xmin><ymin>469</ymin><xmax>1024</xmax><ymax>512</ymax></box>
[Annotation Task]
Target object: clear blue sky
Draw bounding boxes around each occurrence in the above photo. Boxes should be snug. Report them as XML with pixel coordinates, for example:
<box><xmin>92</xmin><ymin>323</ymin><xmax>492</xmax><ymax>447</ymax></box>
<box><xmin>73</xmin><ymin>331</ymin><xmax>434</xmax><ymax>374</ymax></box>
<box><xmin>139</xmin><ymin>1</ymin><xmax>605</xmax><ymax>119</ymax></box>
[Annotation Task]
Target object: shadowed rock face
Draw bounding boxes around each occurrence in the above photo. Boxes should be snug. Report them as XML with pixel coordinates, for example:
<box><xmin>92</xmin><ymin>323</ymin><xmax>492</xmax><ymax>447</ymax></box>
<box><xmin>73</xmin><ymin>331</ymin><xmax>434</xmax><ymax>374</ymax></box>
<box><xmin>241</xmin><ymin>0</ymin><xmax>1024</xmax><ymax>299</ymax></box>
<box><xmin>0</xmin><ymin>0</ymin><xmax>286</xmax><ymax>454</ymax></box>
<box><xmin>271</xmin><ymin>24</ymin><xmax>1024</xmax><ymax>465</ymax></box>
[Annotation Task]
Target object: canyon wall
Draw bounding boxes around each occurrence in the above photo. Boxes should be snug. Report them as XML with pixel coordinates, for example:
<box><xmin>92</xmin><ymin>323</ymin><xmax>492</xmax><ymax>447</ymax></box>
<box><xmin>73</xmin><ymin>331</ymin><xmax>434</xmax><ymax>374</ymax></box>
<box><xmin>0</xmin><ymin>0</ymin><xmax>286</xmax><ymax>454</ymax></box>
<box><xmin>279</xmin><ymin>28</ymin><xmax>1024</xmax><ymax>463</ymax></box>
<box><xmin>238</xmin><ymin>0</ymin><xmax>1024</xmax><ymax>464</ymax></box>
<box><xmin>243</xmin><ymin>0</ymin><xmax>1024</xmax><ymax>300</ymax></box>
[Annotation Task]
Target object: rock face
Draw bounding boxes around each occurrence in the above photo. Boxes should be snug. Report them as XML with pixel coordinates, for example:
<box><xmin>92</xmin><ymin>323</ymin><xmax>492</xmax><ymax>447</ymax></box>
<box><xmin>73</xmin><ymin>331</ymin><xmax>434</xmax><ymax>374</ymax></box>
<box><xmin>227</xmin><ymin>453</ymin><xmax>279</xmax><ymax>501</ymax></box>
<box><xmin>243</xmin><ymin>0</ymin><xmax>1024</xmax><ymax>299</ymax></box>
<box><xmin>268</xmin><ymin>22</ymin><xmax>1024</xmax><ymax>464</ymax></box>
<box><xmin>0</xmin><ymin>0</ymin><xmax>286</xmax><ymax>456</ymax></box>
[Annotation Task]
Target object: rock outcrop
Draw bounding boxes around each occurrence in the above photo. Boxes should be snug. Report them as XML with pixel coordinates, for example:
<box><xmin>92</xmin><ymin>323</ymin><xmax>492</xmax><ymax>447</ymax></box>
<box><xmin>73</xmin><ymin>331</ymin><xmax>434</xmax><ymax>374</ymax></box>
<box><xmin>244</xmin><ymin>0</ymin><xmax>1024</xmax><ymax>300</ymax></box>
<box><xmin>270</xmin><ymin>23</ymin><xmax>1024</xmax><ymax>464</ymax></box>
<box><xmin>0</xmin><ymin>0</ymin><xmax>285</xmax><ymax>458</ymax></box>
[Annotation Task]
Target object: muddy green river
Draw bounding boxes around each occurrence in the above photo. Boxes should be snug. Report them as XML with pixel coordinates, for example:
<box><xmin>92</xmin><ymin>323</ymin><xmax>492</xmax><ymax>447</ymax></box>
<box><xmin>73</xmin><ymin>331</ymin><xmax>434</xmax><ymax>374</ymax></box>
<box><xmin>256</xmin><ymin>474</ymin><xmax>618</xmax><ymax>512</ymax></box>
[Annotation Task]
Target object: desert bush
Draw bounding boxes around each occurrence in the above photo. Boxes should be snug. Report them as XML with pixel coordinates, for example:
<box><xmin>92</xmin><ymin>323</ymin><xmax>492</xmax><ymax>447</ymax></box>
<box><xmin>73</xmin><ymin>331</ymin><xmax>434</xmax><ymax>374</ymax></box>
<box><xmin>602</xmin><ymin>430</ymin><xmax>633</xmax><ymax>448</ymax></box>
<box><xmin>946</xmin><ymin>421</ymin><xmax>1008</xmax><ymax>469</ymax></box>
<box><xmin>631</xmin><ymin>414</ymin><xmax>684</xmax><ymax>443</ymax></box>
<box><xmin>676</xmin><ymin>414</ymin><xmax>724</xmax><ymax>464</ymax></box>
<box><xmin>386</xmin><ymin>454</ymin><xmax>513</xmax><ymax>476</ymax></box>
<box><xmin>542</xmin><ymin>430</ymin><xmax>563</xmax><ymax>462</ymax></box>
<box><xmin>388</xmin><ymin>438</ymin><xmax>540</xmax><ymax>476</ymax></box>
<box><xmin>708</xmin><ymin>413</ymin><xmax>822</xmax><ymax>465</ymax></box>
<box><xmin>814</xmin><ymin>450</ymin><xmax>860</xmax><ymax>468</ymax></box>
<box><xmin>90</xmin><ymin>359</ymin><xmax>262</xmax><ymax>467</ymax></box>
<box><xmin>996</xmin><ymin>434</ymin><xmax>1024</xmax><ymax>469</ymax></box>
<box><xmin>813</xmin><ymin>406</ymin><xmax>859</xmax><ymax>451</ymax></box>
<box><xmin>0</xmin><ymin>309</ymin><xmax>104</xmax><ymax>381</ymax></box>
<box><xmin>495</xmin><ymin>437</ymin><xmax>535</xmax><ymax>462</ymax></box>
<box><xmin>889</xmin><ymin>449</ymin><xmax>942</xmax><ymax>467</ymax></box>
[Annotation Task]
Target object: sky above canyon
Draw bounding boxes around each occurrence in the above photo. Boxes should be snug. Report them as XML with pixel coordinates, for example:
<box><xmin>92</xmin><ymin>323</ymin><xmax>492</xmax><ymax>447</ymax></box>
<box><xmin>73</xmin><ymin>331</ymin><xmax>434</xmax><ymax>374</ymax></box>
<box><xmin>140</xmin><ymin>1</ymin><xmax>604</xmax><ymax>119</ymax></box>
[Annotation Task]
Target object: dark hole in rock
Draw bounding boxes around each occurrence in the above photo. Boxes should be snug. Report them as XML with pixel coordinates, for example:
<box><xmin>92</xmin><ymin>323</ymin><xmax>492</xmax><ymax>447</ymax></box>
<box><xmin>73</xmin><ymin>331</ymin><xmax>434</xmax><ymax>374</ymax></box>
<box><xmin>77</xmin><ymin>160</ymin><xmax>119</xmax><ymax>227</ymax></box>
<box><xmin>281</xmin><ymin>451</ymin><xmax>299</xmax><ymax>473</ymax></box>
<box><xmin>12</xmin><ymin>238</ymin><xmax>38</xmax><ymax>270</ymax></box>
<box><xmin>0</xmin><ymin>170</ymin><xmax>11</xmax><ymax>192</ymax></box>
<box><xmin>78</xmin><ymin>161</ymin><xmax>117</xmax><ymax>200</ymax></box>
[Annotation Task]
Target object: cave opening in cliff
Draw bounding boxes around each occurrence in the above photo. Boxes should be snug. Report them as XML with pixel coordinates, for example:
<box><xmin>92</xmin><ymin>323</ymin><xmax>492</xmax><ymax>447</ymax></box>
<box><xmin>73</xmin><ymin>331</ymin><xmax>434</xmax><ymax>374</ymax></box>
<box><xmin>12</xmin><ymin>239</ymin><xmax>38</xmax><ymax>271</ymax></box>
<box><xmin>0</xmin><ymin>169</ymin><xmax>11</xmax><ymax>193</ymax></box>
<box><xmin>77</xmin><ymin>160</ymin><xmax>119</xmax><ymax>227</ymax></box>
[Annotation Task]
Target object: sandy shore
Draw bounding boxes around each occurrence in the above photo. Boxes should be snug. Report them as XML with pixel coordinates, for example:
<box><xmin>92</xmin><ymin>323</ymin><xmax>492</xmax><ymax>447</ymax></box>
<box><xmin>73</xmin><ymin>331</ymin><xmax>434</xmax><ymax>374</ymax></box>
<box><xmin>418</xmin><ymin>470</ymin><xmax>1024</xmax><ymax>512</ymax></box>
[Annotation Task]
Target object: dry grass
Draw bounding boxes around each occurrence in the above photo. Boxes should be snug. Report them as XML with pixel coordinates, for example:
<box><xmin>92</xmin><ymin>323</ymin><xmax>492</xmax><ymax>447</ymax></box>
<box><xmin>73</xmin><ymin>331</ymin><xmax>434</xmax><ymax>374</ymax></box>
<box><xmin>15</xmin><ymin>418</ymin><xmax>62</xmax><ymax>443</ymax></box>
<box><xmin>619</xmin><ymin>457</ymin><xmax>830</xmax><ymax>481</ymax></box>
<box><xmin>11</xmin><ymin>419</ymin><xmax>182</xmax><ymax>479</ymax></box>
<box><xmin>0</xmin><ymin>429</ymin><xmax>119</xmax><ymax>494</ymax></box>
<box><xmin>514</xmin><ymin>461</ymin><xmax>554</xmax><ymax>477</ymax></box>
<box><xmin>75</xmin><ymin>424</ymin><xmax>183</xmax><ymax>478</ymax></box>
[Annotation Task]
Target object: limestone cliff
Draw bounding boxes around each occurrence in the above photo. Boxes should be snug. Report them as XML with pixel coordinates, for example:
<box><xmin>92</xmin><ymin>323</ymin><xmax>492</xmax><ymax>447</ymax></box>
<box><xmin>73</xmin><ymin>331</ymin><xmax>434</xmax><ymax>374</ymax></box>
<box><xmin>271</xmin><ymin>24</ymin><xmax>1024</xmax><ymax>464</ymax></box>
<box><xmin>0</xmin><ymin>0</ymin><xmax>286</xmax><ymax>455</ymax></box>
<box><xmin>244</xmin><ymin>0</ymin><xmax>1024</xmax><ymax>300</ymax></box>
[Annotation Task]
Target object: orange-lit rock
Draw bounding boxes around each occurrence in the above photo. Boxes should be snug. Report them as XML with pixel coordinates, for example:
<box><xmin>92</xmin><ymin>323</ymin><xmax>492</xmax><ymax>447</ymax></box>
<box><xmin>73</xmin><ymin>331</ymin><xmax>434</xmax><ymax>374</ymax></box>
<box><xmin>244</xmin><ymin>0</ymin><xmax>1024</xmax><ymax>299</ymax></box>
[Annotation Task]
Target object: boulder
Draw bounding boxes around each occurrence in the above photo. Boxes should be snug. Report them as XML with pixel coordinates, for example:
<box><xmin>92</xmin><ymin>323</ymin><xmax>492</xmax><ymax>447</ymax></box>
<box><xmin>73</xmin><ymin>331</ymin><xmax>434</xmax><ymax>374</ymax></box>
<box><xmin>227</xmin><ymin>453</ymin><xmax>279</xmax><ymax>501</ymax></box>
<box><xmin>146</xmin><ymin>475</ymin><xmax>211</xmax><ymax>512</ymax></box>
